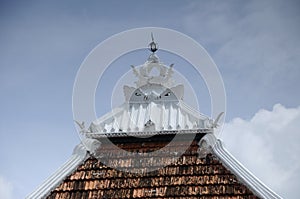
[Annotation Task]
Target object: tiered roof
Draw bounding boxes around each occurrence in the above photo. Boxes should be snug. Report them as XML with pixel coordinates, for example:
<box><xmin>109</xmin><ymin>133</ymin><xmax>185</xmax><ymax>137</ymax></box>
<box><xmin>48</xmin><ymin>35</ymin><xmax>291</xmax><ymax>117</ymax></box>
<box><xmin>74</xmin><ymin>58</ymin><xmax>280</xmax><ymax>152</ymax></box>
<box><xmin>27</xmin><ymin>38</ymin><xmax>281</xmax><ymax>199</ymax></box>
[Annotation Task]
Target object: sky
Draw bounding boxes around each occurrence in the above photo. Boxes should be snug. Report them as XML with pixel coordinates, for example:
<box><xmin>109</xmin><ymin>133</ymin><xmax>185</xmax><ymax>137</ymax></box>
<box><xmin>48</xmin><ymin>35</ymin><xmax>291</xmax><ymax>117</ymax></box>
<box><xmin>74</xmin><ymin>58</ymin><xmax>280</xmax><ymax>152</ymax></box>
<box><xmin>0</xmin><ymin>0</ymin><xmax>299</xmax><ymax>198</ymax></box>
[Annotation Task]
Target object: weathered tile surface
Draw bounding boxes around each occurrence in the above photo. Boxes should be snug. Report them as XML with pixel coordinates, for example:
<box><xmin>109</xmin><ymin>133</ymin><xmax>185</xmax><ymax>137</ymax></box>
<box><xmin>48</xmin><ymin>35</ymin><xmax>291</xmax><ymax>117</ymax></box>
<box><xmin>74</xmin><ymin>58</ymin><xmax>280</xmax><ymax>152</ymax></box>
<box><xmin>47</xmin><ymin>135</ymin><xmax>260</xmax><ymax>199</ymax></box>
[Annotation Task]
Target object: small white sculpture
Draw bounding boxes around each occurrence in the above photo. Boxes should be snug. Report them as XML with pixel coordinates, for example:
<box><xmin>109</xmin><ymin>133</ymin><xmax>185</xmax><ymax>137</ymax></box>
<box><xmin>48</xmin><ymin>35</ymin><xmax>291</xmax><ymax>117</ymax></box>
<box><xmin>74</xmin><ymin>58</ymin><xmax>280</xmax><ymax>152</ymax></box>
<box><xmin>212</xmin><ymin>112</ymin><xmax>224</xmax><ymax>128</ymax></box>
<box><xmin>131</xmin><ymin>63</ymin><xmax>175</xmax><ymax>87</ymax></box>
<box><xmin>74</xmin><ymin>120</ymin><xmax>87</xmax><ymax>134</ymax></box>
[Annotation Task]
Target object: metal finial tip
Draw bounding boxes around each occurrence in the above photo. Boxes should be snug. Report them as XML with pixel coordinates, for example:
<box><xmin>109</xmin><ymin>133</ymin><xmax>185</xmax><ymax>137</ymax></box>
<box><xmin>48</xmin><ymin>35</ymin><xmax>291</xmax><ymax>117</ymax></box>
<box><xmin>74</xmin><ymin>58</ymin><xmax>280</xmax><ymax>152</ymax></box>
<box><xmin>149</xmin><ymin>33</ymin><xmax>158</xmax><ymax>53</ymax></box>
<box><xmin>151</xmin><ymin>32</ymin><xmax>154</xmax><ymax>42</ymax></box>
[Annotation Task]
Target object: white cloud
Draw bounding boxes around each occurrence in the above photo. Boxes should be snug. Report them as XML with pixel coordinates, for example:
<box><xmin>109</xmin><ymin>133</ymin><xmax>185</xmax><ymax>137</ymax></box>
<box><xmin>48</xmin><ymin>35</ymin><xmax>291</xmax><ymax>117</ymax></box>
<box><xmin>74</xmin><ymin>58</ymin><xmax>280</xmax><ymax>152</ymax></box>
<box><xmin>0</xmin><ymin>176</ymin><xmax>13</xmax><ymax>199</ymax></box>
<box><xmin>221</xmin><ymin>104</ymin><xmax>300</xmax><ymax>199</ymax></box>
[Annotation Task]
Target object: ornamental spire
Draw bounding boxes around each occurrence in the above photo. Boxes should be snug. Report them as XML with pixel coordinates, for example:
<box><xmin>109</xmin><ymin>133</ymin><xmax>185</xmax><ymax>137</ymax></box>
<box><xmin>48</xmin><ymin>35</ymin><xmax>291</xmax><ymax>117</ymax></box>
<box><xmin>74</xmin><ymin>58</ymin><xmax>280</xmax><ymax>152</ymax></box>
<box><xmin>147</xmin><ymin>33</ymin><xmax>159</xmax><ymax>63</ymax></box>
<box><xmin>148</xmin><ymin>33</ymin><xmax>158</xmax><ymax>53</ymax></box>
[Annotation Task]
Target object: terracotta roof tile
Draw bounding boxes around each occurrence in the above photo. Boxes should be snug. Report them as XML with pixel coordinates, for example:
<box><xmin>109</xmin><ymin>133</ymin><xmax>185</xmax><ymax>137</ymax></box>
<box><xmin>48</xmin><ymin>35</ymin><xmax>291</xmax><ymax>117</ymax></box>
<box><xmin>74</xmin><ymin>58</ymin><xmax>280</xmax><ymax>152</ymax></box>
<box><xmin>47</xmin><ymin>134</ymin><xmax>260</xmax><ymax>199</ymax></box>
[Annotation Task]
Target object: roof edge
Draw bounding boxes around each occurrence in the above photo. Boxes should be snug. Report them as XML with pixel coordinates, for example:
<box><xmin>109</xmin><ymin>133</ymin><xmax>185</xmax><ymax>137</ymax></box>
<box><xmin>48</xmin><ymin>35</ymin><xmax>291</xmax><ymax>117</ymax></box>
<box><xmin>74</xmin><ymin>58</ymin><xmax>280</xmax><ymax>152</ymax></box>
<box><xmin>26</xmin><ymin>143</ymin><xmax>89</xmax><ymax>199</ymax></box>
<box><xmin>201</xmin><ymin>134</ymin><xmax>282</xmax><ymax>199</ymax></box>
<box><xmin>86</xmin><ymin>128</ymin><xmax>213</xmax><ymax>138</ymax></box>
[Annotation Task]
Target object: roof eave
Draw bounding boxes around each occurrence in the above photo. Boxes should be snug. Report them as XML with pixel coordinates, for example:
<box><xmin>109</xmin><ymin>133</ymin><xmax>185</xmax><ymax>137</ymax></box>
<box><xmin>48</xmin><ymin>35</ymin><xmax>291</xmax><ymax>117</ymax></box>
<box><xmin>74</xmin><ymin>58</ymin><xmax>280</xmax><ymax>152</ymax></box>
<box><xmin>86</xmin><ymin>128</ymin><xmax>213</xmax><ymax>138</ymax></box>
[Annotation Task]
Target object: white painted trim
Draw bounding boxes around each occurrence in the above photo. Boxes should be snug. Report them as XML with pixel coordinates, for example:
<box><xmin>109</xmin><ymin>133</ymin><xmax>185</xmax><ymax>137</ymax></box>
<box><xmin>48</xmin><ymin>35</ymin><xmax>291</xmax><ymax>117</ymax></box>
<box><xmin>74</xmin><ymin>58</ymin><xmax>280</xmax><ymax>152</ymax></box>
<box><xmin>86</xmin><ymin>128</ymin><xmax>212</xmax><ymax>138</ymax></box>
<box><xmin>26</xmin><ymin>144</ymin><xmax>89</xmax><ymax>199</ymax></box>
<box><xmin>201</xmin><ymin>134</ymin><xmax>282</xmax><ymax>199</ymax></box>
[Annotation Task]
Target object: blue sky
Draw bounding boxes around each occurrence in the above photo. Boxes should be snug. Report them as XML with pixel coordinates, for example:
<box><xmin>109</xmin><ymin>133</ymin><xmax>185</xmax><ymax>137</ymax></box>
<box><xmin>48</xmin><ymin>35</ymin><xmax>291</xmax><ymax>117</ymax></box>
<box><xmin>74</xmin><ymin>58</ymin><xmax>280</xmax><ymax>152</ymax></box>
<box><xmin>0</xmin><ymin>0</ymin><xmax>300</xmax><ymax>198</ymax></box>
